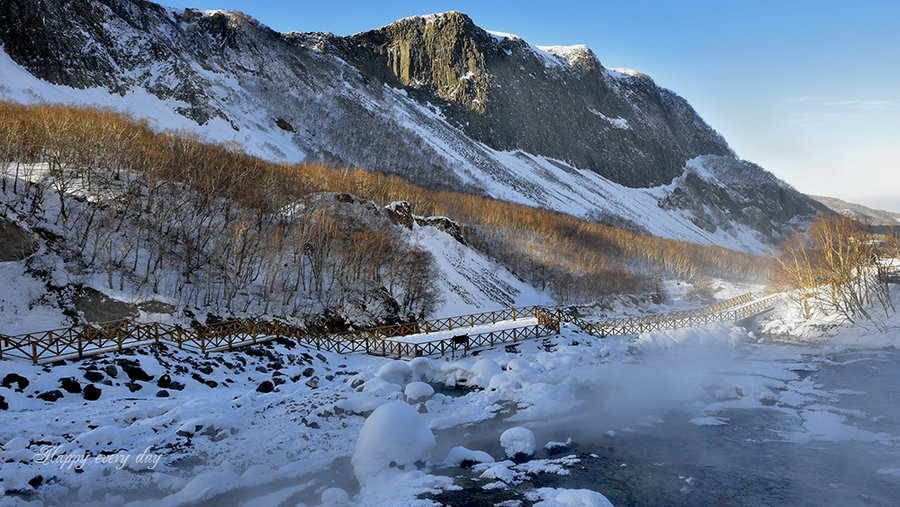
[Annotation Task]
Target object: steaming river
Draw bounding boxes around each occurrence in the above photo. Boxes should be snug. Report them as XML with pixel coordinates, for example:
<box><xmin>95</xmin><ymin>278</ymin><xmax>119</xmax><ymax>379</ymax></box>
<box><xmin>429</xmin><ymin>339</ymin><xmax>900</xmax><ymax>506</ymax></box>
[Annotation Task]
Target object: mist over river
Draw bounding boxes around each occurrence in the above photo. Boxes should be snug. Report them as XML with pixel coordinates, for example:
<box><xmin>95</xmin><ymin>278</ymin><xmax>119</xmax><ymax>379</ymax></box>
<box><xmin>430</xmin><ymin>334</ymin><xmax>900</xmax><ymax>506</ymax></box>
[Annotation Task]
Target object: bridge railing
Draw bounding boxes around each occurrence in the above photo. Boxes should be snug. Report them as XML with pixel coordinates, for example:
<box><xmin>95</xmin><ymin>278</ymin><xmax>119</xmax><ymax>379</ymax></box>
<box><xmin>1</xmin><ymin>294</ymin><xmax>767</xmax><ymax>364</ymax></box>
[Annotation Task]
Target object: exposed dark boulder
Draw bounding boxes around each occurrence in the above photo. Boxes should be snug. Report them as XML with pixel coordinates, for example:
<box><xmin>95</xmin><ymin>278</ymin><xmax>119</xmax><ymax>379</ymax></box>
<box><xmin>415</xmin><ymin>215</ymin><xmax>467</xmax><ymax>244</ymax></box>
<box><xmin>385</xmin><ymin>201</ymin><xmax>414</xmax><ymax>229</ymax></box>
<box><xmin>121</xmin><ymin>363</ymin><xmax>153</xmax><ymax>382</ymax></box>
<box><xmin>2</xmin><ymin>373</ymin><xmax>30</xmax><ymax>391</ymax></box>
<box><xmin>256</xmin><ymin>380</ymin><xmax>274</xmax><ymax>393</ymax></box>
<box><xmin>83</xmin><ymin>370</ymin><xmax>104</xmax><ymax>383</ymax></box>
<box><xmin>83</xmin><ymin>384</ymin><xmax>101</xmax><ymax>401</ymax></box>
<box><xmin>37</xmin><ymin>390</ymin><xmax>64</xmax><ymax>402</ymax></box>
<box><xmin>60</xmin><ymin>377</ymin><xmax>82</xmax><ymax>394</ymax></box>
<box><xmin>157</xmin><ymin>374</ymin><xmax>172</xmax><ymax>389</ymax></box>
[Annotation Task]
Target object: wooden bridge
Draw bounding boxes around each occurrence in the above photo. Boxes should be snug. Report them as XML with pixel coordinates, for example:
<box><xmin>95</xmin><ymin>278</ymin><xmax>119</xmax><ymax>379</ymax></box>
<box><xmin>0</xmin><ymin>293</ymin><xmax>775</xmax><ymax>364</ymax></box>
<box><xmin>878</xmin><ymin>265</ymin><xmax>900</xmax><ymax>284</ymax></box>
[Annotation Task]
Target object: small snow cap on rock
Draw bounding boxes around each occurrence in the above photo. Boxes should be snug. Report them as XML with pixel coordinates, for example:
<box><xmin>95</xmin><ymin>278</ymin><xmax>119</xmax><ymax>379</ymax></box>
<box><xmin>528</xmin><ymin>486</ymin><xmax>615</xmax><ymax>507</ymax></box>
<box><xmin>404</xmin><ymin>381</ymin><xmax>434</xmax><ymax>401</ymax></box>
<box><xmin>444</xmin><ymin>446</ymin><xmax>495</xmax><ymax>467</ymax></box>
<box><xmin>500</xmin><ymin>426</ymin><xmax>536</xmax><ymax>462</ymax></box>
<box><xmin>321</xmin><ymin>486</ymin><xmax>350</xmax><ymax>505</ymax></box>
<box><xmin>352</xmin><ymin>402</ymin><xmax>435</xmax><ymax>486</ymax></box>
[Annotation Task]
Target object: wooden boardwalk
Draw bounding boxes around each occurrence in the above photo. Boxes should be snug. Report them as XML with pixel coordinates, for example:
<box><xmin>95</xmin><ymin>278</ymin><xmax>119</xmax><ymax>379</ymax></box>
<box><xmin>0</xmin><ymin>294</ymin><xmax>774</xmax><ymax>364</ymax></box>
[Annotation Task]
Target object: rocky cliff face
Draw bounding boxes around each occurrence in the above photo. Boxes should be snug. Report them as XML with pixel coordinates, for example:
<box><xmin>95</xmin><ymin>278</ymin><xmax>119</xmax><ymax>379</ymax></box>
<box><xmin>0</xmin><ymin>1</ymin><xmax>823</xmax><ymax>253</ymax></box>
<box><xmin>330</xmin><ymin>12</ymin><xmax>731</xmax><ymax>187</ymax></box>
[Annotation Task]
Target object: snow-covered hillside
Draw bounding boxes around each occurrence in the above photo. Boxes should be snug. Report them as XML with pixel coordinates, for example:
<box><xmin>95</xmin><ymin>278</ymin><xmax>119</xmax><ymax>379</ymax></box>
<box><xmin>0</xmin><ymin>2</ymin><xmax>823</xmax><ymax>254</ymax></box>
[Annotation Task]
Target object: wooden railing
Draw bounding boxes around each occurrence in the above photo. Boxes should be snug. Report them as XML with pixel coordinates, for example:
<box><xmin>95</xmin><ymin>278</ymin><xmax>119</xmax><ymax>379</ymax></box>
<box><xmin>546</xmin><ymin>293</ymin><xmax>772</xmax><ymax>338</ymax></box>
<box><xmin>0</xmin><ymin>295</ymin><xmax>770</xmax><ymax>364</ymax></box>
<box><xmin>878</xmin><ymin>265</ymin><xmax>900</xmax><ymax>284</ymax></box>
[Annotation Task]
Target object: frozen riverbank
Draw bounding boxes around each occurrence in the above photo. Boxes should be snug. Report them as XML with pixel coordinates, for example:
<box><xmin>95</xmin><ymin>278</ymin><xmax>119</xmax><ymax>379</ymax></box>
<box><xmin>2</xmin><ymin>291</ymin><xmax>899</xmax><ymax>506</ymax></box>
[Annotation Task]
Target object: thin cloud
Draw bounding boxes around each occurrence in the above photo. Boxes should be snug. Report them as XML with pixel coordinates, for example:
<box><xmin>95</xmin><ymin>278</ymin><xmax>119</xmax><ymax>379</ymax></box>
<box><xmin>825</xmin><ymin>99</ymin><xmax>896</xmax><ymax>111</ymax></box>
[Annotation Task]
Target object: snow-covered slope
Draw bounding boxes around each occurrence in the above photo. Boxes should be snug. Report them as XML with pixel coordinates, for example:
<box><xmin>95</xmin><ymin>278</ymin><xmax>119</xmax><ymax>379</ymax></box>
<box><xmin>0</xmin><ymin>1</ymin><xmax>822</xmax><ymax>254</ymax></box>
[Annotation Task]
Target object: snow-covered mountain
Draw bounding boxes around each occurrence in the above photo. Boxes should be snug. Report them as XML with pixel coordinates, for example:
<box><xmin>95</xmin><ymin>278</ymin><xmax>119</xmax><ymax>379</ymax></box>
<box><xmin>0</xmin><ymin>1</ymin><xmax>823</xmax><ymax>253</ymax></box>
<box><xmin>808</xmin><ymin>195</ymin><xmax>900</xmax><ymax>229</ymax></box>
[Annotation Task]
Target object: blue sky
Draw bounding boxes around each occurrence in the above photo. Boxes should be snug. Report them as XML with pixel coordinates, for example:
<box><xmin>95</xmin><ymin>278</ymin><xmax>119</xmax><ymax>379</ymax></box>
<box><xmin>165</xmin><ymin>0</ymin><xmax>900</xmax><ymax>213</ymax></box>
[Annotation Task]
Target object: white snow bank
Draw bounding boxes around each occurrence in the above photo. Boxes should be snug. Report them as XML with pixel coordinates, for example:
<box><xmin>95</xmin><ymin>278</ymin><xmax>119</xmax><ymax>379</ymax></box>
<box><xmin>527</xmin><ymin>487</ymin><xmax>615</xmax><ymax>507</ymax></box>
<box><xmin>376</xmin><ymin>361</ymin><xmax>412</xmax><ymax>386</ymax></box>
<box><xmin>352</xmin><ymin>402</ymin><xmax>435</xmax><ymax>486</ymax></box>
<box><xmin>499</xmin><ymin>426</ymin><xmax>536</xmax><ymax>458</ymax></box>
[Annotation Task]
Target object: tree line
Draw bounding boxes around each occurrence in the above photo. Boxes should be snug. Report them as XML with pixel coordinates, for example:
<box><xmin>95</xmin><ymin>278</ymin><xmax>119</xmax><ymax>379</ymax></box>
<box><xmin>0</xmin><ymin>101</ymin><xmax>437</xmax><ymax>322</ymax></box>
<box><xmin>772</xmin><ymin>215</ymin><xmax>897</xmax><ymax>325</ymax></box>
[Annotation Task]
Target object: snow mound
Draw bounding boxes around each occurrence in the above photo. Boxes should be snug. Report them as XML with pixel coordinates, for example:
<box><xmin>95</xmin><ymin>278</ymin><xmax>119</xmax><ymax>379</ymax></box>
<box><xmin>527</xmin><ymin>487</ymin><xmax>615</xmax><ymax>507</ymax></box>
<box><xmin>444</xmin><ymin>446</ymin><xmax>495</xmax><ymax>467</ymax></box>
<box><xmin>321</xmin><ymin>487</ymin><xmax>350</xmax><ymax>504</ymax></box>
<box><xmin>352</xmin><ymin>402</ymin><xmax>436</xmax><ymax>486</ymax></box>
<box><xmin>404</xmin><ymin>381</ymin><xmax>434</xmax><ymax>401</ymax></box>
<box><xmin>376</xmin><ymin>361</ymin><xmax>412</xmax><ymax>386</ymax></box>
<box><xmin>471</xmin><ymin>358</ymin><xmax>503</xmax><ymax>388</ymax></box>
<box><xmin>500</xmin><ymin>426</ymin><xmax>536</xmax><ymax>459</ymax></box>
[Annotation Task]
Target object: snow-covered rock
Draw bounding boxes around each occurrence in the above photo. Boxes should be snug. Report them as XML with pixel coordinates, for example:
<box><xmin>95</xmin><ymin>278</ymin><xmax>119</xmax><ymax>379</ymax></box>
<box><xmin>352</xmin><ymin>402</ymin><xmax>436</xmax><ymax>486</ymax></box>
<box><xmin>321</xmin><ymin>487</ymin><xmax>351</xmax><ymax>505</ymax></box>
<box><xmin>404</xmin><ymin>381</ymin><xmax>434</xmax><ymax>401</ymax></box>
<box><xmin>500</xmin><ymin>426</ymin><xmax>536</xmax><ymax>460</ymax></box>
<box><xmin>444</xmin><ymin>446</ymin><xmax>495</xmax><ymax>467</ymax></box>
<box><xmin>527</xmin><ymin>487</ymin><xmax>615</xmax><ymax>507</ymax></box>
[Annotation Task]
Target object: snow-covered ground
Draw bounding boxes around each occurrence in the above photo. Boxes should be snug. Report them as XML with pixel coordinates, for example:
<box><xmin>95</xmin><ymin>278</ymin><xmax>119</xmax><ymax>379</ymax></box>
<box><xmin>2</xmin><ymin>286</ymin><xmax>898</xmax><ymax>506</ymax></box>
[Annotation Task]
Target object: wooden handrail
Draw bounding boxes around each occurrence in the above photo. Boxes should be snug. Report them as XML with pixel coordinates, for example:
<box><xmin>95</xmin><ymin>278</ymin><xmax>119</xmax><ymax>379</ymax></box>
<box><xmin>0</xmin><ymin>294</ymin><xmax>769</xmax><ymax>364</ymax></box>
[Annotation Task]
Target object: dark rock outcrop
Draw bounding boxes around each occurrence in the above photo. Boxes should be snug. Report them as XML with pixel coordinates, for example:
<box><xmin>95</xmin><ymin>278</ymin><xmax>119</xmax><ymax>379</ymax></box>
<box><xmin>119</xmin><ymin>361</ymin><xmax>153</xmax><ymax>382</ymax></box>
<box><xmin>60</xmin><ymin>377</ymin><xmax>82</xmax><ymax>394</ymax></box>
<box><xmin>333</xmin><ymin>12</ymin><xmax>730</xmax><ymax>188</ymax></box>
<box><xmin>0</xmin><ymin>218</ymin><xmax>38</xmax><ymax>261</ymax></box>
<box><xmin>2</xmin><ymin>373</ymin><xmax>30</xmax><ymax>391</ymax></box>
<box><xmin>37</xmin><ymin>390</ymin><xmax>64</xmax><ymax>402</ymax></box>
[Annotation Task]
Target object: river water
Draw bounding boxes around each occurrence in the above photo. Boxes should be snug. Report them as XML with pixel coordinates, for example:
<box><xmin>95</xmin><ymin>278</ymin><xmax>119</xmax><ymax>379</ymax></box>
<box><xmin>428</xmin><ymin>340</ymin><xmax>900</xmax><ymax>506</ymax></box>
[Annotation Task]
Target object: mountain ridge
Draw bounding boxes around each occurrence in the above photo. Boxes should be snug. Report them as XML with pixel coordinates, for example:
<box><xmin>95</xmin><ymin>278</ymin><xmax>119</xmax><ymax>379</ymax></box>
<box><xmin>0</xmin><ymin>0</ymin><xmax>824</xmax><ymax>253</ymax></box>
